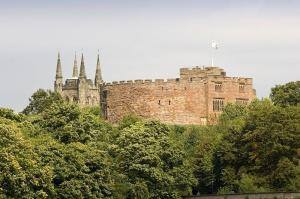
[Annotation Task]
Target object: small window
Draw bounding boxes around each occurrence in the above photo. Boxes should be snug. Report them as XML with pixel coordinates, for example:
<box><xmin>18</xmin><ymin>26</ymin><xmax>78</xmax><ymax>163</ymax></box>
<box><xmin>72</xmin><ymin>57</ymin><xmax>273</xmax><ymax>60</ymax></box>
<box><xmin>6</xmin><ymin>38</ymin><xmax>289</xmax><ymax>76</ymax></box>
<box><xmin>239</xmin><ymin>83</ymin><xmax>245</xmax><ymax>92</ymax></box>
<box><xmin>169</xmin><ymin>100</ymin><xmax>171</xmax><ymax>105</ymax></box>
<box><xmin>236</xmin><ymin>98</ymin><xmax>248</xmax><ymax>105</ymax></box>
<box><xmin>190</xmin><ymin>77</ymin><xmax>193</xmax><ymax>82</ymax></box>
<box><xmin>213</xmin><ymin>98</ymin><xmax>224</xmax><ymax>112</ymax></box>
<box><xmin>158</xmin><ymin>100</ymin><xmax>161</xmax><ymax>105</ymax></box>
<box><xmin>103</xmin><ymin>90</ymin><xmax>108</xmax><ymax>98</ymax></box>
<box><xmin>215</xmin><ymin>82</ymin><xmax>222</xmax><ymax>92</ymax></box>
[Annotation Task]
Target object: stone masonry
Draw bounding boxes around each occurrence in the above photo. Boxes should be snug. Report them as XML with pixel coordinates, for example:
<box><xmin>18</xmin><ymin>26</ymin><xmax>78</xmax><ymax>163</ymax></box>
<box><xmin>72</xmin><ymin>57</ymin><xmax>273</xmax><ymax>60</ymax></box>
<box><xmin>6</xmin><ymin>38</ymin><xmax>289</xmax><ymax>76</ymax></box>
<box><xmin>54</xmin><ymin>53</ymin><xmax>256</xmax><ymax>125</ymax></box>
<box><xmin>54</xmin><ymin>52</ymin><xmax>102</xmax><ymax>106</ymax></box>
<box><xmin>102</xmin><ymin>66</ymin><xmax>256</xmax><ymax>125</ymax></box>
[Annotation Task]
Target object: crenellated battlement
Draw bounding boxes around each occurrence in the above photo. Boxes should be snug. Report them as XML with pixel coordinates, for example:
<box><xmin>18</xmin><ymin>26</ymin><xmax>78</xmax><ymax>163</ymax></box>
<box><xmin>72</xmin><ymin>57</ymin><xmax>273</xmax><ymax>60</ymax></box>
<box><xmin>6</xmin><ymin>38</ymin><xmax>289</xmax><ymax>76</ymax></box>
<box><xmin>104</xmin><ymin>77</ymin><xmax>205</xmax><ymax>86</ymax></box>
<box><xmin>103</xmin><ymin>75</ymin><xmax>252</xmax><ymax>87</ymax></box>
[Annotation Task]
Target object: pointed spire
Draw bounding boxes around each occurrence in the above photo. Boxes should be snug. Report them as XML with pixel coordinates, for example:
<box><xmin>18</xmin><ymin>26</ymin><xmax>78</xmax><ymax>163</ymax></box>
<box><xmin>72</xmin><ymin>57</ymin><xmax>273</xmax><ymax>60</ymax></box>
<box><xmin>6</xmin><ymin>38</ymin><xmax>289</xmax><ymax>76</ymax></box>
<box><xmin>95</xmin><ymin>51</ymin><xmax>103</xmax><ymax>86</ymax></box>
<box><xmin>55</xmin><ymin>52</ymin><xmax>63</xmax><ymax>79</ymax></box>
<box><xmin>79</xmin><ymin>53</ymin><xmax>86</xmax><ymax>79</ymax></box>
<box><xmin>72</xmin><ymin>52</ymin><xmax>78</xmax><ymax>77</ymax></box>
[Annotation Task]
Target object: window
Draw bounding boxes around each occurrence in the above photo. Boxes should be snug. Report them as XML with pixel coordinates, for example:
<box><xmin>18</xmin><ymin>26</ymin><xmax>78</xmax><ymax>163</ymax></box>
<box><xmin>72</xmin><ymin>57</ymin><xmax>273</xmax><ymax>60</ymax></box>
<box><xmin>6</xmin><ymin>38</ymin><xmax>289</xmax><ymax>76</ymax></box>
<box><xmin>215</xmin><ymin>82</ymin><xmax>222</xmax><ymax>92</ymax></box>
<box><xmin>103</xmin><ymin>90</ymin><xmax>108</xmax><ymax>98</ymax></box>
<box><xmin>239</xmin><ymin>83</ymin><xmax>245</xmax><ymax>92</ymax></box>
<box><xmin>158</xmin><ymin>100</ymin><xmax>161</xmax><ymax>105</ymax></box>
<box><xmin>236</xmin><ymin>98</ymin><xmax>248</xmax><ymax>105</ymax></box>
<box><xmin>169</xmin><ymin>100</ymin><xmax>171</xmax><ymax>105</ymax></box>
<box><xmin>213</xmin><ymin>98</ymin><xmax>224</xmax><ymax>112</ymax></box>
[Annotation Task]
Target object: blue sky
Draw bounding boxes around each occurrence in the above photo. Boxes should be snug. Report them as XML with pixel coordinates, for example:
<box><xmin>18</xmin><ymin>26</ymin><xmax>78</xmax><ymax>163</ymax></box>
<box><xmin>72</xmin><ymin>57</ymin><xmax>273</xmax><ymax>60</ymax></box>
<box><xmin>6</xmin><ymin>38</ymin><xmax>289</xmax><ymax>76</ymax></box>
<box><xmin>1</xmin><ymin>0</ymin><xmax>300</xmax><ymax>111</ymax></box>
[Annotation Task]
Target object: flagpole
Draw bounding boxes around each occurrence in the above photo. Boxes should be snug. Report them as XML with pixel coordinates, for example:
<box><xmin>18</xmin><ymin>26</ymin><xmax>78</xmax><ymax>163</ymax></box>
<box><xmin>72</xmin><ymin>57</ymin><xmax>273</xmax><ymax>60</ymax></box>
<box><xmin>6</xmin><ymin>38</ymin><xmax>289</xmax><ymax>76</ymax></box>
<box><xmin>211</xmin><ymin>40</ymin><xmax>219</xmax><ymax>67</ymax></box>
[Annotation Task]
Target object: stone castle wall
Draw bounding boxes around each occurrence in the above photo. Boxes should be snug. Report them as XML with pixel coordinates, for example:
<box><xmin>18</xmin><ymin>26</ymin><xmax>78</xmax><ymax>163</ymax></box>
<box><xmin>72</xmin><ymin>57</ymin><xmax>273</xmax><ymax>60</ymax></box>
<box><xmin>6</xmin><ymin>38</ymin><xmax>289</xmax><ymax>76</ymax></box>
<box><xmin>103</xmin><ymin>79</ymin><xmax>208</xmax><ymax>124</ymax></box>
<box><xmin>102</xmin><ymin>67</ymin><xmax>256</xmax><ymax>125</ymax></box>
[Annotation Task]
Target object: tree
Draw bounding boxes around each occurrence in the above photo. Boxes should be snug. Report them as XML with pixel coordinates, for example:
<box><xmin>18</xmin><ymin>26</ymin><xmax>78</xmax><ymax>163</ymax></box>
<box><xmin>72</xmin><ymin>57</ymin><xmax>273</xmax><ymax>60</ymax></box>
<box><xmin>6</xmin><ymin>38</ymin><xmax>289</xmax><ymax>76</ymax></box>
<box><xmin>0</xmin><ymin>107</ymin><xmax>24</xmax><ymax>122</ymax></box>
<box><xmin>38</xmin><ymin>102</ymin><xmax>111</xmax><ymax>144</ymax></box>
<box><xmin>113</xmin><ymin>120</ymin><xmax>196</xmax><ymax>198</ymax></box>
<box><xmin>216</xmin><ymin>99</ymin><xmax>300</xmax><ymax>192</ymax></box>
<box><xmin>191</xmin><ymin>126</ymin><xmax>222</xmax><ymax>194</ymax></box>
<box><xmin>22</xmin><ymin>89</ymin><xmax>63</xmax><ymax>115</ymax></box>
<box><xmin>0</xmin><ymin>122</ymin><xmax>53</xmax><ymax>198</ymax></box>
<box><xmin>32</xmin><ymin>135</ymin><xmax>113</xmax><ymax>198</ymax></box>
<box><xmin>270</xmin><ymin>81</ymin><xmax>300</xmax><ymax>106</ymax></box>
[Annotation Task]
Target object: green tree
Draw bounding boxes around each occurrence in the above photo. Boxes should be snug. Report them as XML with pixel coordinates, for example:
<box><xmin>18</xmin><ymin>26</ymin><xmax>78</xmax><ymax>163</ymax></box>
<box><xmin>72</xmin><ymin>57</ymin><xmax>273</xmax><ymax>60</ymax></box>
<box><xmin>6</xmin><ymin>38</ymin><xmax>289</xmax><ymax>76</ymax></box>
<box><xmin>113</xmin><ymin>120</ymin><xmax>196</xmax><ymax>198</ymax></box>
<box><xmin>270</xmin><ymin>81</ymin><xmax>300</xmax><ymax>106</ymax></box>
<box><xmin>32</xmin><ymin>135</ymin><xmax>113</xmax><ymax>198</ymax></box>
<box><xmin>216</xmin><ymin>99</ymin><xmax>300</xmax><ymax>192</ymax></box>
<box><xmin>22</xmin><ymin>89</ymin><xmax>63</xmax><ymax>115</ymax></box>
<box><xmin>38</xmin><ymin>102</ymin><xmax>111</xmax><ymax>144</ymax></box>
<box><xmin>0</xmin><ymin>122</ymin><xmax>53</xmax><ymax>198</ymax></box>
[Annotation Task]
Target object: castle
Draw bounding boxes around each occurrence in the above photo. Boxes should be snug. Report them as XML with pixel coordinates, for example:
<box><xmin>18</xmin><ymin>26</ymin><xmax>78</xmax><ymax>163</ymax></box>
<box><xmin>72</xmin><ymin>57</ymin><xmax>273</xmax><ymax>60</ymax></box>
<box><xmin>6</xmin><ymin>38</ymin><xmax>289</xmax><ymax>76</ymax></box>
<box><xmin>54</xmin><ymin>53</ymin><xmax>256</xmax><ymax>125</ymax></box>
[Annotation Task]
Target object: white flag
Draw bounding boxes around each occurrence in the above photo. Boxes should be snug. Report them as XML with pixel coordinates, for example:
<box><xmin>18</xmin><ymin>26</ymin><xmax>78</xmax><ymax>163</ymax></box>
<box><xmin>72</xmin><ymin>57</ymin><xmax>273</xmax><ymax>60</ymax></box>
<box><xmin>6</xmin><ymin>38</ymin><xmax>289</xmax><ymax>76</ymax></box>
<box><xmin>211</xmin><ymin>41</ymin><xmax>219</xmax><ymax>50</ymax></box>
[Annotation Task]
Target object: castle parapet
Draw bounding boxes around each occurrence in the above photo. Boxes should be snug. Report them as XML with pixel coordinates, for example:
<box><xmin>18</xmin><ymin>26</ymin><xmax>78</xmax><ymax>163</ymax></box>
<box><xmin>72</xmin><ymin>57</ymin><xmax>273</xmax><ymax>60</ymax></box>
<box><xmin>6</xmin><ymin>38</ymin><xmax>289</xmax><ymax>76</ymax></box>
<box><xmin>180</xmin><ymin>66</ymin><xmax>226</xmax><ymax>80</ymax></box>
<box><xmin>155</xmin><ymin>79</ymin><xmax>164</xmax><ymax>83</ymax></box>
<box><xmin>134</xmin><ymin>79</ymin><xmax>144</xmax><ymax>83</ymax></box>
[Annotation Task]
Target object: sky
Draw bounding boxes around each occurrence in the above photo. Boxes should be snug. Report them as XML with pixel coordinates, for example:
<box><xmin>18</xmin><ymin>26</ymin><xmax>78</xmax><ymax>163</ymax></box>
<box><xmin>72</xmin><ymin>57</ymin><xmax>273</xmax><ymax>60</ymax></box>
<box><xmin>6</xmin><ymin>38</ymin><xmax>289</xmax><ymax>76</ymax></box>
<box><xmin>0</xmin><ymin>0</ymin><xmax>299</xmax><ymax>111</ymax></box>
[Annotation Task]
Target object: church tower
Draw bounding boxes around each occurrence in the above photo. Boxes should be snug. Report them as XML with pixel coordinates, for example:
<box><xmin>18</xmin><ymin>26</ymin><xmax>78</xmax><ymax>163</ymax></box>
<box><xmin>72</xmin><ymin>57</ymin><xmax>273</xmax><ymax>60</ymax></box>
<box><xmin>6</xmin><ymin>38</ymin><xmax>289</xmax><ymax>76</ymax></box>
<box><xmin>78</xmin><ymin>54</ymin><xmax>87</xmax><ymax>105</ymax></box>
<box><xmin>72</xmin><ymin>53</ymin><xmax>78</xmax><ymax>77</ymax></box>
<box><xmin>54</xmin><ymin>51</ymin><xmax>102</xmax><ymax>107</ymax></box>
<box><xmin>54</xmin><ymin>52</ymin><xmax>63</xmax><ymax>94</ymax></box>
<box><xmin>94</xmin><ymin>52</ymin><xmax>103</xmax><ymax>87</ymax></box>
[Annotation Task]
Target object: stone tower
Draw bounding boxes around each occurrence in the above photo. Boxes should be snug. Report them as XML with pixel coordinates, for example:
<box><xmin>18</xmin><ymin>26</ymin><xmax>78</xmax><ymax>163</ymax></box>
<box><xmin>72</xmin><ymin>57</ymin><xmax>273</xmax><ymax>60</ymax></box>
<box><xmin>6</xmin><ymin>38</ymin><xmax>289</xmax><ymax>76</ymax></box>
<box><xmin>72</xmin><ymin>53</ymin><xmax>78</xmax><ymax>77</ymax></box>
<box><xmin>54</xmin><ymin>52</ymin><xmax>102</xmax><ymax>106</ymax></box>
<box><xmin>54</xmin><ymin>52</ymin><xmax>63</xmax><ymax>94</ymax></box>
<box><xmin>94</xmin><ymin>53</ymin><xmax>103</xmax><ymax>87</ymax></box>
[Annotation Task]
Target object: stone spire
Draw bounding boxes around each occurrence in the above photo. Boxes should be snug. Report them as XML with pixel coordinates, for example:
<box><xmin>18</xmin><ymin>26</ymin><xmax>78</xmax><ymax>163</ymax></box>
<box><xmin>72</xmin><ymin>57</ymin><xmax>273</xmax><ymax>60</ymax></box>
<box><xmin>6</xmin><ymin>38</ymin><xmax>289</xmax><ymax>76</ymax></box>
<box><xmin>55</xmin><ymin>52</ymin><xmax>63</xmax><ymax>79</ymax></box>
<box><xmin>79</xmin><ymin>53</ymin><xmax>86</xmax><ymax>79</ymax></box>
<box><xmin>54</xmin><ymin>52</ymin><xmax>63</xmax><ymax>94</ymax></box>
<box><xmin>94</xmin><ymin>52</ymin><xmax>103</xmax><ymax>86</ymax></box>
<box><xmin>72</xmin><ymin>52</ymin><xmax>78</xmax><ymax>77</ymax></box>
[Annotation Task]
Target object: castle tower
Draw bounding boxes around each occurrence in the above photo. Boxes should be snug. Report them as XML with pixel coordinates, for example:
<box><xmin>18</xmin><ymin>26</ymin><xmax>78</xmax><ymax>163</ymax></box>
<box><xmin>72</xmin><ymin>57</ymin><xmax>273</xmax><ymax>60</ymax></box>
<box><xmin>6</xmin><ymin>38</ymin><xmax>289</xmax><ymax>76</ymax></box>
<box><xmin>94</xmin><ymin>53</ymin><xmax>103</xmax><ymax>87</ymax></box>
<box><xmin>72</xmin><ymin>53</ymin><xmax>78</xmax><ymax>77</ymax></box>
<box><xmin>54</xmin><ymin>52</ymin><xmax>63</xmax><ymax>94</ymax></box>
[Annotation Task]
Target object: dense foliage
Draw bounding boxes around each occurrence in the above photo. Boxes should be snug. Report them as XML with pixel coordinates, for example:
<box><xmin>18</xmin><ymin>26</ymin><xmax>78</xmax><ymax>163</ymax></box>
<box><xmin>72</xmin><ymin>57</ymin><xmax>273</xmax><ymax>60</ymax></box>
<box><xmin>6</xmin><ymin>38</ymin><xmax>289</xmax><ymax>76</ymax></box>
<box><xmin>0</xmin><ymin>81</ymin><xmax>299</xmax><ymax>198</ymax></box>
<box><xmin>270</xmin><ymin>81</ymin><xmax>300</xmax><ymax>106</ymax></box>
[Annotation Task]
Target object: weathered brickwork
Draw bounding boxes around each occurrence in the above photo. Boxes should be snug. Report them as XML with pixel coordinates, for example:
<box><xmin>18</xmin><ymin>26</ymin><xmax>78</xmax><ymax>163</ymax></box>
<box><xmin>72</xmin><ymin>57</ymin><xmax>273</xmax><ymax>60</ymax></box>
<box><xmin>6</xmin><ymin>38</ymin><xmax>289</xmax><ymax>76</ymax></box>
<box><xmin>54</xmin><ymin>53</ymin><xmax>256</xmax><ymax>125</ymax></box>
<box><xmin>102</xmin><ymin>67</ymin><xmax>256</xmax><ymax>125</ymax></box>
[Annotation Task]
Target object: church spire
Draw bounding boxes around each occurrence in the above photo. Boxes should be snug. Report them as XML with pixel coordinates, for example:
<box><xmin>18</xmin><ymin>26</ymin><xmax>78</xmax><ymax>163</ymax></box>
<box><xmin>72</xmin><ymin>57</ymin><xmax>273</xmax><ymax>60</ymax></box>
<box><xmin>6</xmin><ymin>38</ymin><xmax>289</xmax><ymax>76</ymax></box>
<box><xmin>72</xmin><ymin>52</ymin><xmax>78</xmax><ymax>77</ymax></box>
<box><xmin>94</xmin><ymin>52</ymin><xmax>103</xmax><ymax>86</ymax></box>
<box><xmin>55</xmin><ymin>52</ymin><xmax>63</xmax><ymax>79</ymax></box>
<box><xmin>79</xmin><ymin>53</ymin><xmax>86</xmax><ymax>79</ymax></box>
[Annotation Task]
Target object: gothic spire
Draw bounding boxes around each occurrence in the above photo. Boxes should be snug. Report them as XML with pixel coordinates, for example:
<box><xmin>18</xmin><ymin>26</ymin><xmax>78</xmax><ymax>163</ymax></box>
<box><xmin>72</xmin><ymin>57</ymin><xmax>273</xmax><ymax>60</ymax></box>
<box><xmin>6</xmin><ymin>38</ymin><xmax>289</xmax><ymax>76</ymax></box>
<box><xmin>95</xmin><ymin>52</ymin><xmax>103</xmax><ymax>86</ymax></box>
<box><xmin>79</xmin><ymin>53</ymin><xmax>86</xmax><ymax>79</ymax></box>
<box><xmin>55</xmin><ymin>52</ymin><xmax>62</xmax><ymax>79</ymax></box>
<box><xmin>72</xmin><ymin>52</ymin><xmax>78</xmax><ymax>77</ymax></box>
